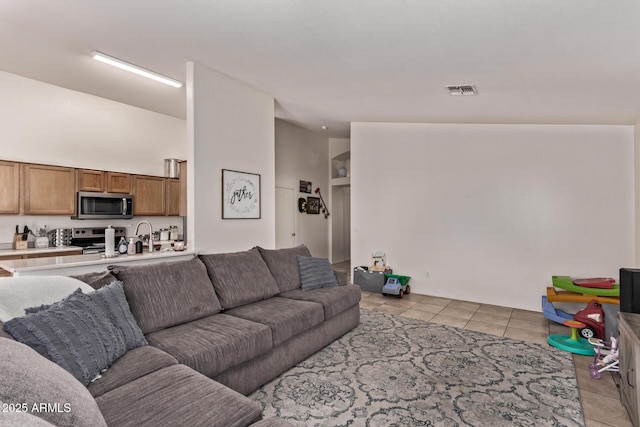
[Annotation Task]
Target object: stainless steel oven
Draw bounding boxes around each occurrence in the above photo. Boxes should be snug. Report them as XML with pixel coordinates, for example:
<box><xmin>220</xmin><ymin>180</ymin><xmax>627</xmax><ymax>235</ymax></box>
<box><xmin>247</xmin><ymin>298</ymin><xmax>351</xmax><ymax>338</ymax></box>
<box><xmin>73</xmin><ymin>192</ymin><xmax>133</xmax><ymax>220</ymax></box>
<box><xmin>71</xmin><ymin>227</ymin><xmax>126</xmax><ymax>254</ymax></box>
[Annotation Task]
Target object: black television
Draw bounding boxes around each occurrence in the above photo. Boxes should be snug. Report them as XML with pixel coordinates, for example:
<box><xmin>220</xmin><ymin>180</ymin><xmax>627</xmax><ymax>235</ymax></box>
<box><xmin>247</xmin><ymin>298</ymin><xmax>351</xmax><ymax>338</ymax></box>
<box><xmin>619</xmin><ymin>268</ymin><xmax>640</xmax><ymax>313</ymax></box>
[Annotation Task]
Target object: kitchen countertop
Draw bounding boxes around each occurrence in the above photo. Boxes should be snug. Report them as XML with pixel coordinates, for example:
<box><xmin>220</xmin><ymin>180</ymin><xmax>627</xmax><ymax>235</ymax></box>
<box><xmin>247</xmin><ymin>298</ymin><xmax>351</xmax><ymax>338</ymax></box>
<box><xmin>0</xmin><ymin>246</ymin><xmax>84</xmax><ymax>257</ymax></box>
<box><xmin>0</xmin><ymin>249</ymin><xmax>195</xmax><ymax>277</ymax></box>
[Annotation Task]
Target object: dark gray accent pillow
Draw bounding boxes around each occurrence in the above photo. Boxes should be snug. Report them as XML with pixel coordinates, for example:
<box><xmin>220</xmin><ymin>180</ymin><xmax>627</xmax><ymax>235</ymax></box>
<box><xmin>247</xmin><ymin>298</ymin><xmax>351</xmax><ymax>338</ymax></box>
<box><xmin>257</xmin><ymin>245</ymin><xmax>312</xmax><ymax>292</ymax></box>
<box><xmin>109</xmin><ymin>257</ymin><xmax>222</xmax><ymax>334</ymax></box>
<box><xmin>23</xmin><ymin>281</ymin><xmax>147</xmax><ymax>352</ymax></box>
<box><xmin>298</xmin><ymin>256</ymin><xmax>339</xmax><ymax>291</ymax></box>
<box><xmin>0</xmin><ymin>337</ymin><xmax>108</xmax><ymax>427</ymax></box>
<box><xmin>199</xmin><ymin>248</ymin><xmax>280</xmax><ymax>309</ymax></box>
<box><xmin>87</xmin><ymin>281</ymin><xmax>147</xmax><ymax>350</ymax></box>
<box><xmin>3</xmin><ymin>290</ymin><xmax>127</xmax><ymax>386</ymax></box>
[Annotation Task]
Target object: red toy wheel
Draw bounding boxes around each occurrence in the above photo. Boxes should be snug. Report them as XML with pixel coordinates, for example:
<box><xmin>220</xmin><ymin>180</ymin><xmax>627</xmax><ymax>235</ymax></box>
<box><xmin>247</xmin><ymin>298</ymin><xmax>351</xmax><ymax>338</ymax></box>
<box><xmin>398</xmin><ymin>289</ymin><xmax>405</xmax><ymax>298</ymax></box>
<box><xmin>405</xmin><ymin>285</ymin><xmax>411</xmax><ymax>294</ymax></box>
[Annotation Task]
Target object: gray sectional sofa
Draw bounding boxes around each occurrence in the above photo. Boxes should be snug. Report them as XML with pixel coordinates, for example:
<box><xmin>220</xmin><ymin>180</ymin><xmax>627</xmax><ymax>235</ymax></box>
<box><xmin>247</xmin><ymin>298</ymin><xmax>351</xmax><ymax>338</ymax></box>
<box><xmin>0</xmin><ymin>245</ymin><xmax>361</xmax><ymax>427</ymax></box>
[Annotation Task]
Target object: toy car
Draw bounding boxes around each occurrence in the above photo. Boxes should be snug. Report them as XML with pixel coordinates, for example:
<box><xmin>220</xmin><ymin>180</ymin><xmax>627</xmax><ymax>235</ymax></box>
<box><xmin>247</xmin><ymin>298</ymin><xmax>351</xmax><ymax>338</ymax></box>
<box><xmin>381</xmin><ymin>275</ymin><xmax>411</xmax><ymax>298</ymax></box>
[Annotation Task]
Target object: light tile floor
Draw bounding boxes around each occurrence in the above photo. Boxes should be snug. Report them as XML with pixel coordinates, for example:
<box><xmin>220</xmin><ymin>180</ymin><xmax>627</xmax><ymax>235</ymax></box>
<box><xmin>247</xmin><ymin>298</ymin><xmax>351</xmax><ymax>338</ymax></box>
<box><xmin>334</xmin><ymin>262</ymin><xmax>632</xmax><ymax>427</ymax></box>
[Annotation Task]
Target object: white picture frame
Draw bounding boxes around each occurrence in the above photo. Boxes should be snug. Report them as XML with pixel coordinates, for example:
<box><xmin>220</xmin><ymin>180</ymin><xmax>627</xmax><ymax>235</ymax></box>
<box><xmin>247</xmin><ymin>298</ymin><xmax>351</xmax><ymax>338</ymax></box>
<box><xmin>222</xmin><ymin>169</ymin><xmax>261</xmax><ymax>219</ymax></box>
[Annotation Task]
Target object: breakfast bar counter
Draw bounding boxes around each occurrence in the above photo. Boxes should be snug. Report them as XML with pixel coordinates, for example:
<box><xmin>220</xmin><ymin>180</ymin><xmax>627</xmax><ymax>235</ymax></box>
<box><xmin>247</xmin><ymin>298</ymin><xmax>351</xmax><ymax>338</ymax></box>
<box><xmin>0</xmin><ymin>250</ymin><xmax>195</xmax><ymax>277</ymax></box>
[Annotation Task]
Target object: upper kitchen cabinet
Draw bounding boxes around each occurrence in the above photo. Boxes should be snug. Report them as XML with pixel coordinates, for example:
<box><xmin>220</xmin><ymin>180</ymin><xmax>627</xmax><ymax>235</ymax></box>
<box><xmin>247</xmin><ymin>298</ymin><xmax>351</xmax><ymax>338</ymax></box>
<box><xmin>78</xmin><ymin>169</ymin><xmax>131</xmax><ymax>194</ymax></box>
<box><xmin>107</xmin><ymin>172</ymin><xmax>131</xmax><ymax>194</ymax></box>
<box><xmin>22</xmin><ymin>164</ymin><xmax>76</xmax><ymax>215</ymax></box>
<box><xmin>166</xmin><ymin>178</ymin><xmax>181</xmax><ymax>216</ymax></box>
<box><xmin>0</xmin><ymin>161</ymin><xmax>20</xmax><ymax>214</ymax></box>
<box><xmin>77</xmin><ymin>169</ymin><xmax>105</xmax><ymax>192</ymax></box>
<box><xmin>132</xmin><ymin>175</ymin><xmax>165</xmax><ymax>216</ymax></box>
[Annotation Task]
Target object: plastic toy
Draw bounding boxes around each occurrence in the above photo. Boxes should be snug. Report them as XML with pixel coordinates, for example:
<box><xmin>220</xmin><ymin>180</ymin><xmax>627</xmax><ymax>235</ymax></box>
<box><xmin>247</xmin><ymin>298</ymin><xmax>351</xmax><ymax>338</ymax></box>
<box><xmin>588</xmin><ymin>336</ymin><xmax>619</xmax><ymax>379</ymax></box>
<box><xmin>547</xmin><ymin>319</ymin><xmax>594</xmax><ymax>356</ymax></box>
<box><xmin>542</xmin><ymin>297</ymin><xmax>606</xmax><ymax>340</ymax></box>
<box><xmin>381</xmin><ymin>274</ymin><xmax>411</xmax><ymax>298</ymax></box>
<box><xmin>551</xmin><ymin>276</ymin><xmax>620</xmax><ymax>297</ymax></box>
<box><xmin>573</xmin><ymin>300</ymin><xmax>605</xmax><ymax>340</ymax></box>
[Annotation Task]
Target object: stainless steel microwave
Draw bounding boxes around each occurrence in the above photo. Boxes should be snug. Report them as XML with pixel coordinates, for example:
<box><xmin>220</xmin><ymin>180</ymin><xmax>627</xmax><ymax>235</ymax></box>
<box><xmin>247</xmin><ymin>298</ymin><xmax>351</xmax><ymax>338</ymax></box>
<box><xmin>73</xmin><ymin>192</ymin><xmax>133</xmax><ymax>220</ymax></box>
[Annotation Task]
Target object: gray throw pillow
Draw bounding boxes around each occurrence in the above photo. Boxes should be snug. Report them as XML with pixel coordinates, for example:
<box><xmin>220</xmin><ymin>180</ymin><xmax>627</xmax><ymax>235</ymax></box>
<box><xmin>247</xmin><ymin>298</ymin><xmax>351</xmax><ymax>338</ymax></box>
<box><xmin>298</xmin><ymin>256</ymin><xmax>338</xmax><ymax>291</ymax></box>
<box><xmin>3</xmin><ymin>289</ymin><xmax>127</xmax><ymax>386</ymax></box>
<box><xmin>23</xmin><ymin>281</ymin><xmax>147</xmax><ymax>351</ymax></box>
<box><xmin>86</xmin><ymin>281</ymin><xmax>147</xmax><ymax>350</ymax></box>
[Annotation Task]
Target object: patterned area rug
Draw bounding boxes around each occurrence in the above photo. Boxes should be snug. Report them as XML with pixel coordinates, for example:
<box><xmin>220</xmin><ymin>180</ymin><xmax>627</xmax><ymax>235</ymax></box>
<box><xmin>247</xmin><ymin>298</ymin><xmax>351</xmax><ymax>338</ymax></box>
<box><xmin>250</xmin><ymin>309</ymin><xmax>584</xmax><ymax>426</ymax></box>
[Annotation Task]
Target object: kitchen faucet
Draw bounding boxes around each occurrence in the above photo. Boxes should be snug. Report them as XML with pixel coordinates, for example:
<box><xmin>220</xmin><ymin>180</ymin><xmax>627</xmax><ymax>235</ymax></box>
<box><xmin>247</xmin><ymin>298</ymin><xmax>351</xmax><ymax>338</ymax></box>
<box><xmin>134</xmin><ymin>221</ymin><xmax>154</xmax><ymax>253</ymax></box>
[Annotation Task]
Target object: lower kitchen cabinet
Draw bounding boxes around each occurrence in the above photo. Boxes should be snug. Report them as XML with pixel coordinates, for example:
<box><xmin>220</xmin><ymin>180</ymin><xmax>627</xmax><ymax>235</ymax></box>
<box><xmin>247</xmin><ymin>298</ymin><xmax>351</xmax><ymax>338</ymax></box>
<box><xmin>619</xmin><ymin>312</ymin><xmax>640</xmax><ymax>426</ymax></box>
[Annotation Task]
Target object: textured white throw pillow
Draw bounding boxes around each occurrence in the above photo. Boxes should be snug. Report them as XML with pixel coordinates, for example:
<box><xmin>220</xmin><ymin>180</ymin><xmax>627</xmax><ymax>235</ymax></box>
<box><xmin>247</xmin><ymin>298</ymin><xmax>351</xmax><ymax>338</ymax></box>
<box><xmin>0</xmin><ymin>276</ymin><xmax>94</xmax><ymax>321</ymax></box>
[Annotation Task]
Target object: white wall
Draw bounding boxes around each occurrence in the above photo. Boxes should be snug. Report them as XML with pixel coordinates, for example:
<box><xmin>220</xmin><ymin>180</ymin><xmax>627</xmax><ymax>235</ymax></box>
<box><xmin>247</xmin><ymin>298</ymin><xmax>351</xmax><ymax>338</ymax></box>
<box><xmin>352</xmin><ymin>123</ymin><xmax>635</xmax><ymax>311</ymax></box>
<box><xmin>0</xmin><ymin>71</ymin><xmax>186</xmax><ymax>175</ymax></box>
<box><xmin>187</xmin><ymin>62</ymin><xmax>275</xmax><ymax>254</ymax></box>
<box><xmin>274</xmin><ymin>119</ymin><xmax>329</xmax><ymax>258</ymax></box>
<box><xmin>0</xmin><ymin>71</ymin><xmax>187</xmax><ymax>244</ymax></box>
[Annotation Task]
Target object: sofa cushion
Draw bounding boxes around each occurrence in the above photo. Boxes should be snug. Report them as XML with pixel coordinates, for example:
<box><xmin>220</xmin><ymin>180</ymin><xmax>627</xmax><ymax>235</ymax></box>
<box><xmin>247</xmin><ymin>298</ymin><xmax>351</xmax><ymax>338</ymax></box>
<box><xmin>199</xmin><ymin>248</ymin><xmax>280</xmax><ymax>309</ymax></box>
<box><xmin>96</xmin><ymin>364</ymin><xmax>262</xmax><ymax>427</ymax></box>
<box><xmin>3</xmin><ymin>289</ymin><xmax>127</xmax><ymax>386</ymax></box>
<box><xmin>0</xmin><ymin>337</ymin><xmax>108</xmax><ymax>427</ymax></box>
<box><xmin>226</xmin><ymin>297</ymin><xmax>324</xmax><ymax>346</ymax></box>
<box><xmin>0</xmin><ymin>276</ymin><xmax>94</xmax><ymax>321</ymax></box>
<box><xmin>88</xmin><ymin>345</ymin><xmax>178</xmax><ymax>398</ymax></box>
<box><xmin>146</xmin><ymin>313</ymin><xmax>272</xmax><ymax>378</ymax></box>
<box><xmin>257</xmin><ymin>245</ymin><xmax>312</xmax><ymax>292</ymax></box>
<box><xmin>109</xmin><ymin>257</ymin><xmax>222</xmax><ymax>334</ymax></box>
<box><xmin>298</xmin><ymin>256</ymin><xmax>338</xmax><ymax>291</ymax></box>
<box><xmin>279</xmin><ymin>284</ymin><xmax>362</xmax><ymax>320</ymax></box>
<box><xmin>71</xmin><ymin>270</ymin><xmax>119</xmax><ymax>290</ymax></box>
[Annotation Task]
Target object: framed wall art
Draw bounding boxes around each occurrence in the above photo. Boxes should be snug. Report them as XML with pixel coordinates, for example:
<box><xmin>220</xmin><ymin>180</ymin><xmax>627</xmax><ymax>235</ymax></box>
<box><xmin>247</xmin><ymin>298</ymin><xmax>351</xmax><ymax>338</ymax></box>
<box><xmin>222</xmin><ymin>169</ymin><xmax>261</xmax><ymax>219</ymax></box>
<box><xmin>306</xmin><ymin>197</ymin><xmax>320</xmax><ymax>214</ymax></box>
<box><xmin>299</xmin><ymin>180</ymin><xmax>312</xmax><ymax>193</ymax></box>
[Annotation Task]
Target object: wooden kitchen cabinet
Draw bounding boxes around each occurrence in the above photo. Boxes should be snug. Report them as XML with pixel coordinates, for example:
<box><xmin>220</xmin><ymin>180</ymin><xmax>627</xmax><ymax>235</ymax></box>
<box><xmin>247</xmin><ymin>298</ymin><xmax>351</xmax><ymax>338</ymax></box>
<box><xmin>22</xmin><ymin>164</ymin><xmax>76</xmax><ymax>215</ymax></box>
<box><xmin>107</xmin><ymin>172</ymin><xmax>131</xmax><ymax>194</ymax></box>
<box><xmin>0</xmin><ymin>161</ymin><xmax>20</xmax><ymax>214</ymax></box>
<box><xmin>619</xmin><ymin>312</ymin><xmax>640</xmax><ymax>426</ymax></box>
<box><xmin>77</xmin><ymin>169</ymin><xmax>105</xmax><ymax>192</ymax></box>
<box><xmin>166</xmin><ymin>178</ymin><xmax>181</xmax><ymax>216</ymax></box>
<box><xmin>132</xmin><ymin>175</ymin><xmax>166</xmax><ymax>216</ymax></box>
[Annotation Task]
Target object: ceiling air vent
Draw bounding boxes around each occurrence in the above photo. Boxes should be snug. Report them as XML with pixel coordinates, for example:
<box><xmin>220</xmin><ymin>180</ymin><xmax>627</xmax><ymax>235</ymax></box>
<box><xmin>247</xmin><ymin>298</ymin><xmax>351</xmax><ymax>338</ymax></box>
<box><xmin>446</xmin><ymin>84</ymin><xmax>478</xmax><ymax>96</ymax></box>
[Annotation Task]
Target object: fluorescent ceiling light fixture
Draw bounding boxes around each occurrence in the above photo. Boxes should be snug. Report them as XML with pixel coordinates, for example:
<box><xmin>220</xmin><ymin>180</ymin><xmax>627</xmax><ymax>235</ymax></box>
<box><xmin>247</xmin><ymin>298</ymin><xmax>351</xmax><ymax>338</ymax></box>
<box><xmin>92</xmin><ymin>51</ymin><xmax>183</xmax><ymax>88</ymax></box>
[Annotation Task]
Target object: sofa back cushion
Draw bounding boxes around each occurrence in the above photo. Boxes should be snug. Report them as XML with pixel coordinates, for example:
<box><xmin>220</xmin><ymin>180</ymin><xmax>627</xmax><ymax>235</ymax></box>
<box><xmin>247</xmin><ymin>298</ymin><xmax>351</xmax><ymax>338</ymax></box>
<box><xmin>0</xmin><ymin>337</ymin><xmax>108</xmax><ymax>427</ymax></box>
<box><xmin>198</xmin><ymin>248</ymin><xmax>280</xmax><ymax>309</ymax></box>
<box><xmin>109</xmin><ymin>257</ymin><xmax>221</xmax><ymax>334</ymax></box>
<box><xmin>257</xmin><ymin>245</ymin><xmax>312</xmax><ymax>292</ymax></box>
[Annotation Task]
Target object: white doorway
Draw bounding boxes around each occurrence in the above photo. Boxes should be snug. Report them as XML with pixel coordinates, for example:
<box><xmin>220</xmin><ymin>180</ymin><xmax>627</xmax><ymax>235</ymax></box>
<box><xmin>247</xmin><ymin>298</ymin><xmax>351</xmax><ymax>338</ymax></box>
<box><xmin>275</xmin><ymin>186</ymin><xmax>296</xmax><ymax>248</ymax></box>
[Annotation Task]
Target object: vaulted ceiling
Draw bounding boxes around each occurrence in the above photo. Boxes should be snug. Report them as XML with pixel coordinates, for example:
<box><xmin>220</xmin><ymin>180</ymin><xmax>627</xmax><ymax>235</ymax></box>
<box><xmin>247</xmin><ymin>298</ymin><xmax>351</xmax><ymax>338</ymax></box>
<box><xmin>2</xmin><ymin>1</ymin><xmax>639</xmax><ymax>137</ymax></box>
